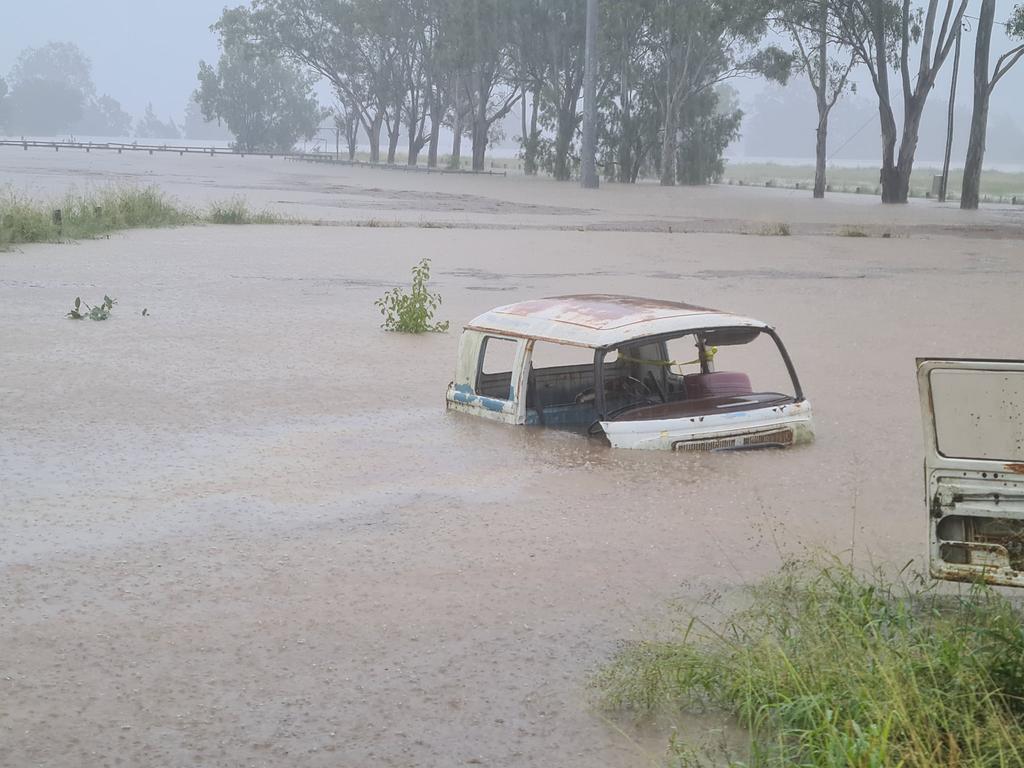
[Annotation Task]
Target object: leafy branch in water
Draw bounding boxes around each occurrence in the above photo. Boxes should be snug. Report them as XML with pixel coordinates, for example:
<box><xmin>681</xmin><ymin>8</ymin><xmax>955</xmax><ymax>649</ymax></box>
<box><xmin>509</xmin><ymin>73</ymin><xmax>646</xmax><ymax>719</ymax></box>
<box><xmin>375</xmin><ymin>258</ymin><xmax>449</xmax><ymax>333</ymax></box>
<box><xmin>67</xmin><ymin>295</ymin><xmax>116</xmax><ymax>320</ymax></box>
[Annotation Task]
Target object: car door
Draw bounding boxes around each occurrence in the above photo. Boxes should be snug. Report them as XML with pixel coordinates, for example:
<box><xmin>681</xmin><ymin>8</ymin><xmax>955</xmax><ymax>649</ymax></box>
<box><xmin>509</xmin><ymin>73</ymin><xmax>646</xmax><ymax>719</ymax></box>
<box><xmin>918</xmin><ymin>358</ymin><xmax>1024</xmax><ymax>587</ymax></box>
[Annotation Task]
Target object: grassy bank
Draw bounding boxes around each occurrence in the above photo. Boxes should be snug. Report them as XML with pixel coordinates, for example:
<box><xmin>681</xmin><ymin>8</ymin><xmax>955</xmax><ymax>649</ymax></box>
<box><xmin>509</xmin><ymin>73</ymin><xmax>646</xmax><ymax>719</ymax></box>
<box><xmin>596</xmin><ymin>560</ymin><xmax>1024</xmax><ymax>767</ymax></box>
<box><xmin>722</xmin><ymin>162</ymin><xmax>1024</xmax><ymax>203</ymax></box>
<box><xmin>0</xmin><ymin>187</ymin><xmax>288</xmax><ymax>248</ymax></box>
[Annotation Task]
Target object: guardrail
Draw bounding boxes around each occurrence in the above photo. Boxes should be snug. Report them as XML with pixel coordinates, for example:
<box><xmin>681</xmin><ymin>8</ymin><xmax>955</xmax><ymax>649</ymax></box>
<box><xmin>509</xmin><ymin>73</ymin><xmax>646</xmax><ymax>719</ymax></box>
<box><xmin>0</xmin><ymin>139</ymin><xmax>510</xmax><ymax>175</ymax></box>
<box><xmin>0</xmin><ymin>139</ymin><xmax>278</xmax><ymax>157</ymax></box>
<box><xmin>286</xmin><ymin>153</ymin><xmax>507</xmax><ymax>176</ymax></box>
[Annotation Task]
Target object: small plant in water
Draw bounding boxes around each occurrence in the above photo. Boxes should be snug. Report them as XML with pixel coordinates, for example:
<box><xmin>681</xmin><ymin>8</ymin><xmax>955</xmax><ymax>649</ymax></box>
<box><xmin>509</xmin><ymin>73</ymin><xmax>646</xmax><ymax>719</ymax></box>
<box><xmin>67</xmin><ymin>295</ymin><xmax>116</xmax><ymax>320</ymax></box>
<box><xmin>375</xmin><ymin>258</ymin><xmax>449</xmax><ymax>333</ymax></box>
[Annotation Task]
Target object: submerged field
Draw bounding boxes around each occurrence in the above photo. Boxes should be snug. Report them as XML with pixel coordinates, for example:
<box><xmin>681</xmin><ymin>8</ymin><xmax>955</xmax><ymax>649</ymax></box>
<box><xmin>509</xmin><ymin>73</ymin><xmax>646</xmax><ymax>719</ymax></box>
<box><xmin>722</xmin><ymin>162</ymin><xmax>1024</xmax><ymax>202</ymax></box>
<box><xmin>1</xmin><ymin>150</ymin><xmax>1023</xmax><ymax>767</ymax></box>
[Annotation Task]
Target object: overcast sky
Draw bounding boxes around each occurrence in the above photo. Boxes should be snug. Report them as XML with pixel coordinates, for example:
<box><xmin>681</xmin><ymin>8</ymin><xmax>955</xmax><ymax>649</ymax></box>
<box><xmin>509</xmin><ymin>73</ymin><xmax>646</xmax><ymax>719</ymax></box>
<box><xmin>2</xmin><ymin>0</ymin><xmax>1023</xmax><ymax>138</ymax></box>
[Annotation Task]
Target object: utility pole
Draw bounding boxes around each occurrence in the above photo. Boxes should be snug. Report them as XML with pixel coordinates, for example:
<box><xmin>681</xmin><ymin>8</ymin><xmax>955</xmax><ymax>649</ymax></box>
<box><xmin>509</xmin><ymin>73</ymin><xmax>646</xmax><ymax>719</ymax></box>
<box><xmin>581</xmin><ymin>0</ymin><xmax>599</xmax><ymax>189</ymax></box>
<box><xmin>939</xmin><ymin>24</ymin><xmax>962</xmax><ymax>203</ymax></box>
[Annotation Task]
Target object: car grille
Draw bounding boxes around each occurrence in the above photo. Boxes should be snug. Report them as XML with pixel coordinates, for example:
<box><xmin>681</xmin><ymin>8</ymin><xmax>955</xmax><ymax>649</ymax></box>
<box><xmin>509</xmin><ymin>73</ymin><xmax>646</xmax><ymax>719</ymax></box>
<box><xmin>674</xmin><ymin>428</ymin><xmax>794</xmax><ymax>452</ymax></box>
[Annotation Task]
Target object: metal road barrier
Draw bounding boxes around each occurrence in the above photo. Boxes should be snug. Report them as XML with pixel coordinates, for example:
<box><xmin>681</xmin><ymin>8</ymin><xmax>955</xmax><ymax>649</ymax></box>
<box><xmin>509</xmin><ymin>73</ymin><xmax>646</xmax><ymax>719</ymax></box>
<box><xmin>0</xmin><ymin>139</ymin><xmax>509</xmax><ymax>175</ymax></box>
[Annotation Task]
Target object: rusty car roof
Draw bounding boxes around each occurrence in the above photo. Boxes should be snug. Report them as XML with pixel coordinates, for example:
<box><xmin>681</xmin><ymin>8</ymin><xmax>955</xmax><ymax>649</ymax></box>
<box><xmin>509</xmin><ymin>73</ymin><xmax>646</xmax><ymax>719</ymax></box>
<box><xmin>466</xmin><ymin>294</ymin><xmax>768</xmax><ymax>348</ymax></box>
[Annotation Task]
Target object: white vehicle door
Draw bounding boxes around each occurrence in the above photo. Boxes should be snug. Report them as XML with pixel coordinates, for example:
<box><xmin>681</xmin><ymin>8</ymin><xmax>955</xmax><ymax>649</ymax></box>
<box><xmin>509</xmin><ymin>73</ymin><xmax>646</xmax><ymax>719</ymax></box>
<box><xmin>918</xmin><ymin>358</ymin><xmax>1024</xmax><ymax>587</ymax></box>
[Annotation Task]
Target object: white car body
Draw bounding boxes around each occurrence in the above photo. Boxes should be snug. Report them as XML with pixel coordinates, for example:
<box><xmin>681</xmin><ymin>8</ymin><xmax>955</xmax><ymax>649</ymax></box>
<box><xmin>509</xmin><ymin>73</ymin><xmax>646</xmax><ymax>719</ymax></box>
<box><xmin>446</xmin><ymin>294</ymin><xmax>814</xmax><ymax>452</ymax></box>
<box><xmin>918</xmin><ymin>358</ymin><xmax>1024</xmax><ymax>587</ymax></box>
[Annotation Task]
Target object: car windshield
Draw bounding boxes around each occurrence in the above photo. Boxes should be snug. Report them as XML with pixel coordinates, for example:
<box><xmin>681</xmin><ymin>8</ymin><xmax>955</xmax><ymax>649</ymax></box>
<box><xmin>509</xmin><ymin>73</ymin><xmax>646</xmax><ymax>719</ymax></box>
<box><xmin>597</xmin><ymin>327</ymin><xmax>799</xmax><ymax>421</ymax></box>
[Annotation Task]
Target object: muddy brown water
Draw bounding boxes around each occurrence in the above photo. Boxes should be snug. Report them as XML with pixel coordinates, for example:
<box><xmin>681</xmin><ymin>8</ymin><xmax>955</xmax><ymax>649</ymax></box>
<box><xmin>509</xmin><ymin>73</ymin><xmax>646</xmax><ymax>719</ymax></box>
<box><xmin>2</xmin><ymin>154</ymin><xmax>1023</xmax><ymax>766</ymax></box>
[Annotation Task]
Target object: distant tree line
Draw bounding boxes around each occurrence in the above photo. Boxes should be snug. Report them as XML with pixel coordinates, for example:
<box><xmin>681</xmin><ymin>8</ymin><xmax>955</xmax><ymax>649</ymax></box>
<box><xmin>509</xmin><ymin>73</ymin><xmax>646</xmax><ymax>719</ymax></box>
<box><xmin>209</xmin><ymin>0</ymin><xmax>790</xmax><ymax>184</ymax></box>
<box><xmin>2</xmin><ymin>1</ymin><xmax>1021</xmax><ymax>207</ymax></box>
<box><xmin>206</xmin><ymin>0</ymin><xmax>1023</xmax><ymax>204</ymax></box>
<box><xmin>0</xmin><ymin>42</ymin><xmax>232</xmax><ymax>142</ymax></box>
<box><xmin>0</xmin><ymin>43</ymin><xmax>132</xmax><ymax>137</ymax></box>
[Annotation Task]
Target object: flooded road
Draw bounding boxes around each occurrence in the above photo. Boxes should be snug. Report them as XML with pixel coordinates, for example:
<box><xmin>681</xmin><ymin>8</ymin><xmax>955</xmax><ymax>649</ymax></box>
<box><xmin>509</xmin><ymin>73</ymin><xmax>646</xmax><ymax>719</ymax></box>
<box><xmin>2</xmin><ymin>156</ymin><xmax>1023</xmax><ymax>766</ymax></box>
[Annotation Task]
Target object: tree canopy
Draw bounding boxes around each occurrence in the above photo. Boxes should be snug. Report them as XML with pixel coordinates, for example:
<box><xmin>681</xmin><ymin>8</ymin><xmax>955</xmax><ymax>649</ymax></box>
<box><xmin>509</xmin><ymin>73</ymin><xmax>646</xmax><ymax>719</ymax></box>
<box><xmin>229</xmin><ymin>0</ymin><xmax>789</xmax><ymax>180</ymax></box>
<box><xmin>195</xmin><ymin>8</ymin><xmax>325</xmax><ymax>153</ymax></box>
<box><xmin>0</xmin><ymin>42</ymin><xmax>133</xmax><ymax>137</ymax></box>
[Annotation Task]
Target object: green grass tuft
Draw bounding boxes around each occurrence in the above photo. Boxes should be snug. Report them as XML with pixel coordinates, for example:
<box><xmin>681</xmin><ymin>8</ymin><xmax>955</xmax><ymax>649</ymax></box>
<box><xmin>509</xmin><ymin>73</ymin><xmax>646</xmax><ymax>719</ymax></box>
<box><xmin>0</xmin><ymin>186</ymin><xmax>292</xmax><ymax>249</ymax></box>
<box><xmin>837</xmin><ymin>226</ymin><xmax>870</xmax><ymax>237</ymax></box>
<box><xmin>0</xmin><ymin>186</ymin><xmax>195</xmax><ymax>248</ymax></box>
<box><xmin>595</xmin><ymin>559</ymin><xmax>1024</xmax><ymax>767</ymax></box>
<box><xmin>206</xmin><ymin>196</ymin><xmax>288</xmax><ymax>225</ymax></box>
<box><xmin>760</xmin><ymin>222</ymin><xmax>791</xmax><ymax>236</ymax></box>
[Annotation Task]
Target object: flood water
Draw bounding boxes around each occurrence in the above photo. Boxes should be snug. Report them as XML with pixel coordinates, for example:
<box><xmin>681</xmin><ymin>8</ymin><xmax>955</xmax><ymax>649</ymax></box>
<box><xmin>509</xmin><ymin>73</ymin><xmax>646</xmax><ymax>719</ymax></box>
<box><xmin>1</xmin><ymin>153</ymin><xmax>1023</xmax><ymax>766</ymax></box>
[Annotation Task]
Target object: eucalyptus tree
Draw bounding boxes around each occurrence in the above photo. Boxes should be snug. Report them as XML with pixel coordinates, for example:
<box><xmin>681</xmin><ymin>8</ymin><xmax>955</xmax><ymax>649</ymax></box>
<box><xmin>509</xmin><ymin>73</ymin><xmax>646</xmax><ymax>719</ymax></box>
<box><xmin>196</xmin><ymin>42</ymin><xmax>323</xmax><ymax>153</ymax></box>
<box><xmin>245</xmin><ymin>0</ymin><xmax>392</xmax><ymax>162</ymax></box>
<box><xmin>653</xmin><ymin>0</ymin><xmax>791</xmax><ymax>186</ymax></box>
<box><xmin>334</xmin><ymin>106</ymin><xmax>360</xmax><ymax>159</ymax></box>
<box><xmin>538</xmin><ymin>0</ymin><xmax>587</xmax><ymax>180</ymax></box>
<box><xmin>599</xmin><ymin>0</ymin><xmax>658</xmax><ymax>183</ymax></box>
<box><xmin>510</xmin><ymin>0</ymin><xmax>550</xmax><ymax>175</ymax></box>
<box><xmin>445</xmin><ymin>0</ymin><xmax>523</xmax><ymax>171</ymax></box>
<box><xmin>961</xmin><ymin>2</ymin><xmax>1024</xmax><ymax>209</ymax></box>
<box><xmin>833</xmin><ymin>0</ymin><xmax>968</xmax><ymax>203</ymax></box>
<box><xmin>771</xmin><ymin>0</ymin><xmax>860</xmax><ymax>198</ymax></box>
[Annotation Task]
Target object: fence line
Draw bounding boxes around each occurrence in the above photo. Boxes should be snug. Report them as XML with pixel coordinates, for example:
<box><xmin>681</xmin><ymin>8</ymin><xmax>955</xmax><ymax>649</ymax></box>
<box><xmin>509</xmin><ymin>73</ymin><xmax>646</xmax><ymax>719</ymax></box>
<box><xmin>0</xmin><ymin>139</ymin><xmax>508</xmax><ymax>175</ymax></box>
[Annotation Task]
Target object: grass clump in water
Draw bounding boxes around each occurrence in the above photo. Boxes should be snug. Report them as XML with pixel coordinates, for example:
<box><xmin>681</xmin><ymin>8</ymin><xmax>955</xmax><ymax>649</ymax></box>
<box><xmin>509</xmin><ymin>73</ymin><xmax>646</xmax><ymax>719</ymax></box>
<box><xmin>837</xmin><ymin>225</ymin><xmax>869</xmax><ymax>237</ymax></box>
<box><xmin>0</xmin><ymin>186</ymin><xmax>292</xmax><ymax>248</ymax></box>
<box><xmin>595</xmin><ymin>559</ymin><xmax>1024</xmax><ymax>767</ymax></box>
<box><xmin>0</xmin><ymin>186</ymin><xmax>195</xmax><ymax>247</ymax></box>
<box><xmin>759</xmin><ymin>222</ymin><xmax>791</xmax><ymax>236</ymax></box>
<box><xmin>207</xmin><ymin>196</ymin><xmax>287</xmax><ymax>225</ymax></box>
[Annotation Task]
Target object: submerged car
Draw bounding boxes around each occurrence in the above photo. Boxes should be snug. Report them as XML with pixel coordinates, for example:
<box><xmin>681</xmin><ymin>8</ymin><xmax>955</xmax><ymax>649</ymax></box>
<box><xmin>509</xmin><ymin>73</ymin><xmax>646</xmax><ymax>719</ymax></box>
<box><xmin>918</xmin><ymin>358</ymin><xmax>1024</xmax><ymax>587</ymax></box>
<box><xmin>446</xmin><ymin>294</ymin><xmax>814</xmax><ymax>451</ymax></box>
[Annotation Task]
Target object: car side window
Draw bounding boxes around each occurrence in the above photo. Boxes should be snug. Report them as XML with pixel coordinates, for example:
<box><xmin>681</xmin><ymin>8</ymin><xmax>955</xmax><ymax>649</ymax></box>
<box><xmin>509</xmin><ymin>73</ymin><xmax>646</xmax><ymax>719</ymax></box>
<box><xmin>477</xmin><ymin>336</ymin><xmax>518</xmax><ymax>400</ymax></box>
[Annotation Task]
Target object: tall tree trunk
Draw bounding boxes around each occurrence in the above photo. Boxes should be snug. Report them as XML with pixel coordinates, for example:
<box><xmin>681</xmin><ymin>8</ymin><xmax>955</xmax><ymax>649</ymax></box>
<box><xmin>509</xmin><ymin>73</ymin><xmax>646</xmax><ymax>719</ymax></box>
<box><xmin>368</xmin><ymin>114</ymin><xmax>382</xmax><ymax>163</ymax></box>
<box><xmin>471</xmin><ymin>68</ymin><xmax>488</xmax><ymax>172</ymax></box>
<box><xmin>426</xmin><ymin>83</ymin><xmax>442</xmax><ymax>168</ymax></box>
<box><xmin>524</xmin><ymin>85</ymin><xmax>540</xmax><ymax>175</ymax></box>
<box><xmin>472</xmin><ymin>117</ymin><xmax>487</xmax><ymax>171</ymax></box>
<box><xmin>659</xmin><ymin>101</ymin><xmax>677</xmax><ymax>187</ymax></box>
<box><xmin>407</xmin><ymin>106</ymin><xmax>424</xmax><ymax>166</ymax></box>
<box><xmin>450</xmin><ymin>75</ymin><xmax>462</xmax><ymax>170</ymax></box>
<box><xmin>346</xmin><ymin>115</ymin><xmax>358</xmax><ymax>161</ymax></box>
<box><xmin>870</xmin><ymin>0</ymin><xmax>901</xmax><ymax>203</ymax></box>
<box><xmin>878</xmin><ymin>102</ymin><xmax>900</xmax><ymax>202</ymax></box>
<box><xmin>427</xmin><ymin>102</ymin><xmax>441</xmax><ymax>168</ymax></box>
<box><xmin>813</xmin><ymin>114</ymin><xmax>828</xmax><ymax>199</ymax></box>
<box><xmin>617</xmin><ymin>124</ymin><xmax>633</xmax><ymax>184</ymax></box>
<box><xmin>617</xmin><ymin>36</ymin><xmax>633</xmax><ymax>184</ymax></box>
<box><xmin>553</xmin><ymin>83</ymin><xmax>581</xmax><ymax>181</ymax></box>
<box><xmin>813</xmin><ymin>0</ymin><xmax>828</xmax><ymax>199</ymax></box>
<box><xmin>520</xmin><ymin>84</ymin><xmax>530</xmax><ymax>173</ymax></box>
<box><xmin>386</xmin><ymin>102</ymin><xmax>401</xmax><ymax>164</ymax></box>
<box><xmin>961</xmin><ymin>0</ymin><xmax>995</xmax><ymax>210</ymax></box>
<box><xmin>580</xmin><ymin>0</ymin><xmax>599</xmax><ymax>188</ymax></box>
<box><xmin>894</xmin><ymin>101</ymin><xmax>925</xmax><ymax>203</ymax></box>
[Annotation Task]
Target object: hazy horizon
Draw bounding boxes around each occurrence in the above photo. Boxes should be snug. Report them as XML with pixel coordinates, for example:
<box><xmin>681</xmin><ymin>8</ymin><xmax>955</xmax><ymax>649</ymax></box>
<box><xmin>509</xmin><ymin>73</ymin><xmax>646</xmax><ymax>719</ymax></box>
<box><xmin>3</xmin><ymin>0</ymin><xmax>1023</xmax><ymax>165</ymax></box>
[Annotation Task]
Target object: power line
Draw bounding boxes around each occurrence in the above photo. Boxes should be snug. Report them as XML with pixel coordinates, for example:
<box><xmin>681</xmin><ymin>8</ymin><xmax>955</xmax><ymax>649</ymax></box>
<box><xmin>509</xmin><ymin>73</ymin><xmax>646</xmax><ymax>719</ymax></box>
<box><xmin>962</xmin><ymin>12</ymin><xmax>1017</xmax><ymax>31</ymax></box>
<box><xmin>827</xmin><ymin>113</ymin><xmax>877</xmax><ymax>161</ymax></box>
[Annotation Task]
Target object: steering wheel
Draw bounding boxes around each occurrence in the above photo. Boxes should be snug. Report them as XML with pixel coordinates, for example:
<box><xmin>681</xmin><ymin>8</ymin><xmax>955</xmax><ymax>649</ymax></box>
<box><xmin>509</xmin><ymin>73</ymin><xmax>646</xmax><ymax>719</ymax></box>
<box><xmin>573</xmin><ymin>376</ymin><xmax>651</xmax><ymax>405</ymax></box>
<box><xmin>622</xmin><ymin>376</ymin><xmax>651</xmax><ymax>398</ymax></box>
<box><xmin>644</xmin><ymin>371</ymin><xmax>667</xmax><ymax>403</ymax></box>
